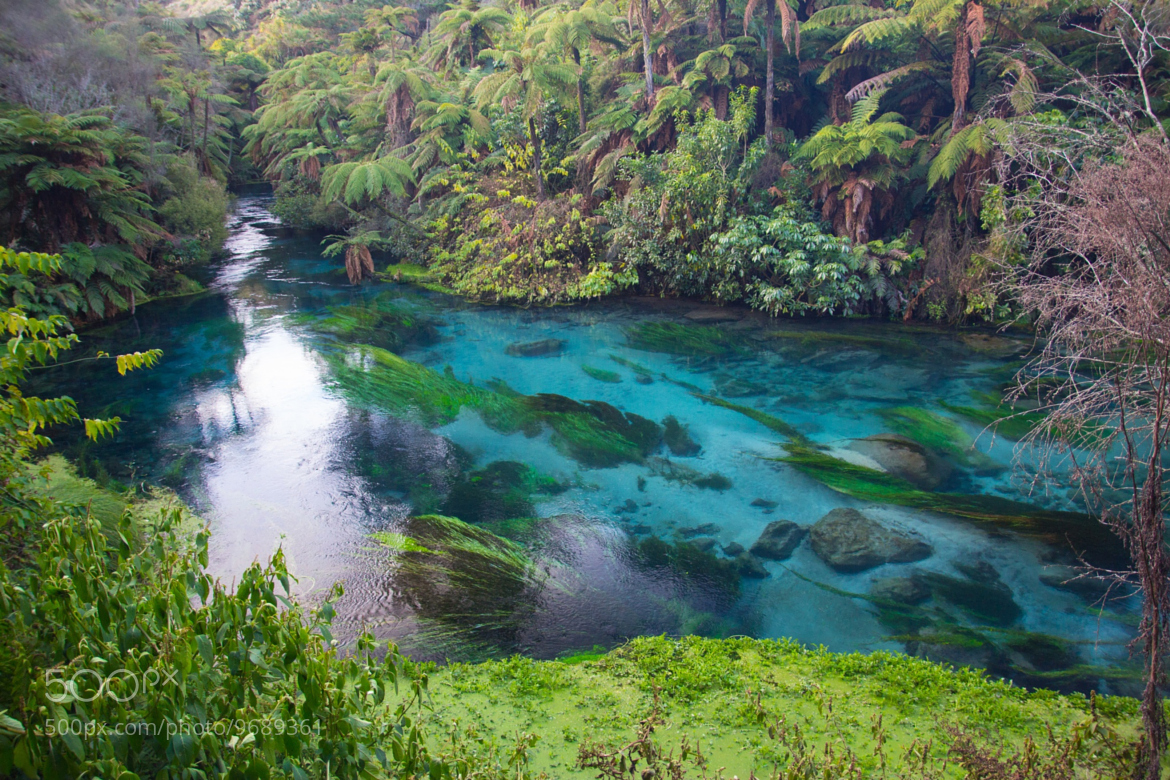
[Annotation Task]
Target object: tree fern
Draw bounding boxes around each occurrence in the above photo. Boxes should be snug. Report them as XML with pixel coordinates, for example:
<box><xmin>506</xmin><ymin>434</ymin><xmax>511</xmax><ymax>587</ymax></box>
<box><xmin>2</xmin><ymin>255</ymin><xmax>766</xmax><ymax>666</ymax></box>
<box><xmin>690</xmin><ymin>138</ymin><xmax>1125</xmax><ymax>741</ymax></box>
<box><xmin>844</xmin><ymin>61</ymin><xmax>935</xmax><ymax>101</ymax></box>
<box><xmin>804</xmin><ymin>5</ymin><xmax>895</xmax><ymax>33</ymax></box>
<box><xmin>816</xmin><ymin>51</ymin><xmax>879</xmax><ymax>84</ymax></box>
<box><xmin>321</xmin><ymin>157</ymin><xmax>415</xmax><ymax>205</ymax></box>
<box><xmin>840</xmin><ymin>16</ymin><xmax>912</xmax><ymax>51</ymax></box>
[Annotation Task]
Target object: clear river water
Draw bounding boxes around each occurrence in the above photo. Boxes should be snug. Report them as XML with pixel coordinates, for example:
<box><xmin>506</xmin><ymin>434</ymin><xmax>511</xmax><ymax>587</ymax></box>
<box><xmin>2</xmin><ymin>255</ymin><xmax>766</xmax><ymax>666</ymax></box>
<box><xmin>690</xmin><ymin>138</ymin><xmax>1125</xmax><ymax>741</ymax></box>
<box><xmin>34</xmin><ymin>196</ymin><xmax>1141</xmax><ymax>693</ymax></box>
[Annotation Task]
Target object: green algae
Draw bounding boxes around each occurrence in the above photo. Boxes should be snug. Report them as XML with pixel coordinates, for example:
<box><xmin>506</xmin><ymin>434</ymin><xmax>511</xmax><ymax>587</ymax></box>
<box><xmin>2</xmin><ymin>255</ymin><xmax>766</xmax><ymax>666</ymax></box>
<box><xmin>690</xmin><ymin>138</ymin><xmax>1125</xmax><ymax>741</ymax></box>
<box><xmin>581</xmin><ymin>364</ymin><xmax>621</xmax><ymax>383</ymax></box>
<box><xmin>381</xmin><ymin>262</ymin><xmax>457</xmax><ymax>294</ymax></box>
<box><xmin>626</xmin><ymin>321</ymin><xmax>741</xmax><ymax>357</ymax></box>
<box><xmin>875</xmin><ymin>406</ymin><xmax>1000</xmax><ymax>470</ymax></box>
<box><xmin>776</xmin><ymin>445</ymin><xmax>1128</xmax><ymax>569</ymax></box>
<box><xmin>381</xmin><ymin>514</ymin><xmax>538</xmax><ymax>621</ymax></box>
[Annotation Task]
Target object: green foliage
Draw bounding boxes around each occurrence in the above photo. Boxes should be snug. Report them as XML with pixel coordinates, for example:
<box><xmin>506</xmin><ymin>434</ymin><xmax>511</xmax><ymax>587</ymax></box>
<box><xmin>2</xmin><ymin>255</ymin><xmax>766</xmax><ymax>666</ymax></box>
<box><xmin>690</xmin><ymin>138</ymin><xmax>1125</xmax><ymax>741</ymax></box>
<box><xmin>157</xmin><ymin>159</ymin><xmax>231</xmax><ymax>257</ymax></box>
<box><xmin>427</xmin><ymin>184</ymin><xmax>624</xmax><ymax>305</ymax></box>
<box><xmin>0</xmin><ymin>109</ymin><xmax>160</xmax><ymax>254</ymax></box>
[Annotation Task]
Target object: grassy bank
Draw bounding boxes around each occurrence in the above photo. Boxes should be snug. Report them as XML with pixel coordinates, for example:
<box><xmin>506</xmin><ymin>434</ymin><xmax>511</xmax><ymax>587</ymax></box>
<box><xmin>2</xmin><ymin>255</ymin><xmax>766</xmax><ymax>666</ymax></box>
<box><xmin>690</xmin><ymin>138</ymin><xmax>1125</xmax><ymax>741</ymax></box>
<box><xmin>420</xmin><ymin>636</ymin><xmax>1144</xmax><ymax>778</ymax></box>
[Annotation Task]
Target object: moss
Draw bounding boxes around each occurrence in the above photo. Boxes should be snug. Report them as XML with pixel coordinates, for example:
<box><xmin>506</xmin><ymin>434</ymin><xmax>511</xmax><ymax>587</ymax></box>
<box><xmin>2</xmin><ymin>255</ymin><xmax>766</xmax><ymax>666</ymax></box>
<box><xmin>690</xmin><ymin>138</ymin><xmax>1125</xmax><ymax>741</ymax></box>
<box><xmin>777</xmin><ymin>444</ymin><xmax>1128</xmax><ymax>569</ymax></box>
<box><xmin>582</xmin><ymin>365</ymin><xmax>622</xmax><ymax>383</ymax></box>
<box><xmin>626</xmin><ymin>321</ymin><xmax>742</xmax><ymax>357</ymax></box>
<box><xmin>381</xmin><ymin>263</ymin><xmax>458</xmax><ymax>294</ymax></box>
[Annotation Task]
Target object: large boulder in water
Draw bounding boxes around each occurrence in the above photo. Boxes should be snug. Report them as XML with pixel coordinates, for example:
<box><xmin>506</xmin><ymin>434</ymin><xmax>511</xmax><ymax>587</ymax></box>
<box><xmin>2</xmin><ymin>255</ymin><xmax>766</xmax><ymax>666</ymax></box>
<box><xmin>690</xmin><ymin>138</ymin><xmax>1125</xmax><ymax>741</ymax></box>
<box><xmin>809</xmin><ymin>508</ymin><xmax>932</xmax><ymax>573</ymax></box>
<box><xmin>846</xmin><ymin>434</ymin><xmax>952</xmax><ymax>490</ymax></box>
<box><xmin>749</xmin><ymin>520</ymin><xmax>806</xmax><ymax>561</ymax></box>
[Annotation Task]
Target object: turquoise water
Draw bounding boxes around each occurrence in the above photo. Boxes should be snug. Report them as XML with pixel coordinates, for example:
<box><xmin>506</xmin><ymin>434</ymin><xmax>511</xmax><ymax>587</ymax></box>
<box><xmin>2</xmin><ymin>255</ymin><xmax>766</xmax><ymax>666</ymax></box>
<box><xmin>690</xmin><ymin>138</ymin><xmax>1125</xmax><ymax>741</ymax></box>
<box><xmin>36</xmin><ymin>197</ymin><xmax>1139</xmax><ymax>691</ymax></box>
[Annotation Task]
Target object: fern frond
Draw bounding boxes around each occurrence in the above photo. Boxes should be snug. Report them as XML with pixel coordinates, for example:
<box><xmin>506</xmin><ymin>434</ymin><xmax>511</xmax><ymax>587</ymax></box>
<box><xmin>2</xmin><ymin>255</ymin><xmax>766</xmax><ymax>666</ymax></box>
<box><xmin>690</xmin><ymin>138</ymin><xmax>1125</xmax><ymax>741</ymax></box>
<box><xmin>845</xmin><ymin>61</ymin><xmax>934</xmax><ymax>101</ymax></box>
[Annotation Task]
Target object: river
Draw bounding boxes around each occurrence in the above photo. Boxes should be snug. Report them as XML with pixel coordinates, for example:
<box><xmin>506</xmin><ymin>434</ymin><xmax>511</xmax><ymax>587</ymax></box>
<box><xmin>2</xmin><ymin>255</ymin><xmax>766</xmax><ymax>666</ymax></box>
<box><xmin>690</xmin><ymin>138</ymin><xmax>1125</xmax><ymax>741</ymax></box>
<box><xmin>34</xmin><ymin>195</ymin><xmax>1140</xmax><ymax>693</ymax></box>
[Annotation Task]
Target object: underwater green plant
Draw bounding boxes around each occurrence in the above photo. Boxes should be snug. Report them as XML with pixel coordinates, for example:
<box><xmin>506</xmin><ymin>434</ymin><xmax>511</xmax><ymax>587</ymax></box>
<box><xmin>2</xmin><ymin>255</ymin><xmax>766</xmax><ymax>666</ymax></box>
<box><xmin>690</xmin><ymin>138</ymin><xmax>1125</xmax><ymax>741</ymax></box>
<box><xmin>329</xmin><ymin>346</ymin><xmax>661</xmax><ymax>468</ymax></box>
<box><xmin>662</xmin><ymin>415</ymin><xmax>701</xmax><ymax>456</ymax></box>
<box><xmin>582</xmin><ymin>364</ymin><xmax>622</xmax><ymax>383</ymax></box>
<box><xmin>690</xmin><ymin>393</ymin><xmax>811</xmax><ymax>445</ymax></box>
<box><xmin>441</xmin><ymin>460</ymin><xmax>566</xmax><ymax>524</ymax></box>
<box><xmin>609</xmin><ymin>354</ymin><xmax>655</xmax><ymax>382</ymax></box>
<box><xmin>874</xmin><ymin>406</ymin><xmax>1001</xmax><ymax>471</ymax></box>
<box><xmin>776</xmin><ymin>444</ymin><xmax>1128</xmax><ymax>569</ymax></box>
<box><xmin>633</xmin><ymin>536</ymin><xmax>740</xmax><ymax>597</ymax></box>
<box><xmin>626</xmin><ymin>321</ymin><xmax>742</xmax><ymax>357</ymax></box>
<box><xmin>762</xmin><ymin>328</ymin><xmax>920</xmax><ymax>355</ymax></box>
<box><xmin>301</xmin><ymin>300</ymin><xmax>440</xmax><ymax>352</ymax></box>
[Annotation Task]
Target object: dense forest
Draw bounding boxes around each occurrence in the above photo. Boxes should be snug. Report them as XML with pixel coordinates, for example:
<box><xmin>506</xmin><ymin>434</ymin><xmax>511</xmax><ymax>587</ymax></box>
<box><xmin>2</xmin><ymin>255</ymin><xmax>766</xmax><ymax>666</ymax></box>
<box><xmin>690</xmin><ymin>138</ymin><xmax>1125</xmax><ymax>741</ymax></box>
<box><xmin>0</xmin><ymin>0</ymin><xmax>1165</xmax><ymax>323</ymax></box>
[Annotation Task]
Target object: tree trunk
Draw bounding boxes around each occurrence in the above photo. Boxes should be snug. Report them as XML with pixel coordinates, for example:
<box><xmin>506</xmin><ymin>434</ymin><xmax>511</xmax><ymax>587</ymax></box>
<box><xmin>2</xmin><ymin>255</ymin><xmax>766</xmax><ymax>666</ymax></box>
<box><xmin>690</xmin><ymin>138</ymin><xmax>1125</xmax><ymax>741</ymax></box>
<box><xmin>950</xmin><ymin>0</ymin><xmax>972</xmax><ymax>132</ymax></box>
<box><xmin>529</xmin><ymin>117</ymin><xmax>545</xmax><ymax>200</ymax></box>
<box><xmin>641</xmin><ymin>0</ymin><xmax>654</xmax><ymax>100</ymax></box>
<box><xmin>764</xmin><ymin>0</ymin><xmax>775</xmax><ymax>147</ymax></box>
<box><xmin>715</xmin><ymin>84</ymin><xmax>729</xmax><ymax>119</ymax></box>
<box><xmin>574</xmin><ymin>50</ymin><xmax>587</xmax><ymax>133</ymax></box>
<box><xmin>718</xmin><ymin>0</ymin><xmax>728</xmax><ymax>41</ymax></box>
<box><xmin>201</xmin><ymin>98</ymin><xmax>211</xmax><ymax>173</ymax></box>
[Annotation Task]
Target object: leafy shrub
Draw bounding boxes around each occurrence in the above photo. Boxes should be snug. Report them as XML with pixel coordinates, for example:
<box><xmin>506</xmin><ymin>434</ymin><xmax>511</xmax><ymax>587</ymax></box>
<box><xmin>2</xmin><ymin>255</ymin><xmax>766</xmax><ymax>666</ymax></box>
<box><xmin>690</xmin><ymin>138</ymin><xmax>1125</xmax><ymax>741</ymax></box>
<box><xmin>427</xmin><ymin>177</ymin><xmax>630</xmax><ymax>304</ymax></box>
<box><xmin>157</xmin><ymin>158</ymin><xmax>231</xmax><ymax>258</ymax></box>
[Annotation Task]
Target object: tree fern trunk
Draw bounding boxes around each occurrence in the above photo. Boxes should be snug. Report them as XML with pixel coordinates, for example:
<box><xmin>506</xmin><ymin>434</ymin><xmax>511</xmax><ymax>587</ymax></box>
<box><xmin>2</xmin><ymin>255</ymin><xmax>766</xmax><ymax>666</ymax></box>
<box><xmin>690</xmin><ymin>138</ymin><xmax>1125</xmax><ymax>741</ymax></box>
<box><xmin>641</xmin><ymin>0</ymin><xmax>654</xmax><ymax>100</ymax></box>
<box><xmin>764</xmin><ymin>0</ymin><xmax>775</xmax><ymax>147</ymax></box>
<box><xmin>529</xmin><ymin>117</ymin><xmax>545</xmax><ymax>200</ymax></box>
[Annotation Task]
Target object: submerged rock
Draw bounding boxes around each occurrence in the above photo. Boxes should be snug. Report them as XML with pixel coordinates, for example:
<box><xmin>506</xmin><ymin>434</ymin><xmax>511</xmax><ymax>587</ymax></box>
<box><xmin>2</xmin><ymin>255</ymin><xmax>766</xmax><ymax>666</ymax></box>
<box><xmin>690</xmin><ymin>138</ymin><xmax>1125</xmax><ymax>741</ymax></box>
<box><xmin>846</xmin><ymin>434</ymin><xmax>952</xmax><ymax>490</ymax></box>
<box><xmin>869</xmin><ymin>574</ymin><xmax>931</xmax><ymax>605</ymax></box>
<box><xmin>691</xmin><ymin>537</ymin><xmax>719</xmax><ymax>553</ymax></box>
<box><xmin>735</xmin><ymin>552</ymin><xmax>771</xmax><ymax>579</ymax></box>
<box><xmin>685</xmin><ymin>306</ymin><xmax>743</xmax><ymax>323</ymax></box>
<box><xmin>808</xmin><ymin>508</ymin><xmax>933</xmax><ymax>573</ymax></box>
<box><xmin>663</xmin><ymin>415</ymin><xmax>701</xmax><ymax>457</ymax></box>
<box><xmin>722</xmin><ymin>542</ymin><xmax>745</xmax><ymax>557</ymax></box>
<box><xmin>715</xmin><ymin>376</ymin><xmax>769</xmax><ymax>397</ymax></box>
<box><xmin>1039</xmin><ymin>564</ymin><xmax>1115</xmax><ymax>603</ymax></box>
<box><xmin>751</xmin><ymin>498</ymin><xmax>779</xmax><ymax>509</ymax></box>
<box><xmin>749</xmin><ymin>520</ymin><xmax>806</xmax><ymax>561</ymax></box>
<box><xmin>505</xmin><ymin>338</ymin><xmax>566</xmax><ymax>357</ymax></box>
<box><xmin>680</xmin><ymin>523</ymin><xmax>721</xmax><ymax>538</ymax></box>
